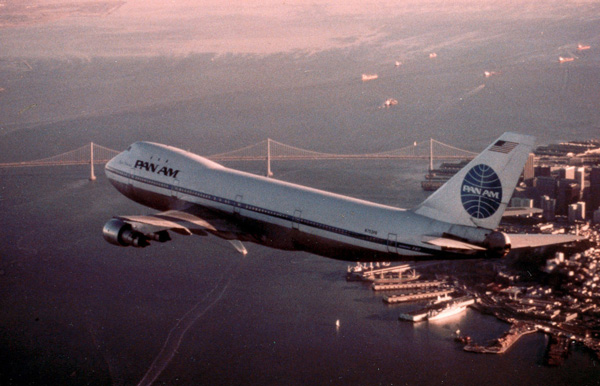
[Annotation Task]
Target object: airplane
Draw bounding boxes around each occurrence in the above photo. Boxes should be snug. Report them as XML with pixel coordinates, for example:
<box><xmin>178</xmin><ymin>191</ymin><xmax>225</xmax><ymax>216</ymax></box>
<box><xmin>103</xmin><ymin>132</ymin><xmax>584</xmax><ymax>261</ymax></box>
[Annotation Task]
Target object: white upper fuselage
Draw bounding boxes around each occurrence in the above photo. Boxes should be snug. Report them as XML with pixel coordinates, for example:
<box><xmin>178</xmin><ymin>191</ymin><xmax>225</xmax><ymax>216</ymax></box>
<box><xmin>105</xmin><ymin>142</ymin><xmax>459</xmax><ymax>259</ymax></box>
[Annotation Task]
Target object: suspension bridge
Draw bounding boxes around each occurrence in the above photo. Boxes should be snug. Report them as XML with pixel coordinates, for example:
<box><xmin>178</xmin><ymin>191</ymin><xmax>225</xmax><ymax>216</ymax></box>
<box><xmin>0</xmin><ymin>138</ymin><xmax>477</xmax><ymax>179</ymax></box>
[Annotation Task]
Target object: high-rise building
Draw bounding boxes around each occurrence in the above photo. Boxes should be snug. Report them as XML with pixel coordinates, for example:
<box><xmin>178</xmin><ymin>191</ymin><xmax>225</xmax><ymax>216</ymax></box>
<box><xmin>523</xmin><ymin>153</ymin><xmax>535</xmax><ymax>183</ymax></box>
<box><xmin>541</xmin><ymin>195</ymin><xmax>556</xmax><ymax>221</ymax></box>
<box><xmin>575</xmin><ymin>167</ymin><xmax>585</xmax><ymax>188</ymax></box>
<box><xmin>559</xmin><ymin>166</ymin><xmax>575</xmax><ymax>180</ymax></box>
<box><xmin>568</xmin><ymin>201</ymin><xmax>585</xmax><ymax>223</ymax></box>
<box><xmin>556</xmin><ymin>180</ymin><xmax>580</xmax><ymax>215</ymax></box>
<box><xmin>534</xmin><ymin>176</ymin><xmax>556</xmax><ymax>197</ymax></box>
<box><xmin>590</xmin><ymin>166</ymin><xmax>600</xmax><ymax>212</ymax></box>
<box><xmin>535</xmin><ymin>165</ymin><xmax>551</xmax><ymax>177</ymax></box>
<box><xmin>593</xmin><ymin>208</ymin><xmax>600</xmax><ymax>224</ymax></box>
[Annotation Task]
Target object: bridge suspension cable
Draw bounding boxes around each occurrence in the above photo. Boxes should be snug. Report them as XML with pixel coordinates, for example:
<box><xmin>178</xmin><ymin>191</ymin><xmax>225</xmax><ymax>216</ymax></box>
<box><xmin>0</xmin><ymin>138</ymin><xmax>476</xmax><ymax>179</ymax></box>
<box><xmin>0</xmin><ymin>142</ymin><xmax>121</xmax><ymax>180</ymax></box>
<box><xmin>208</xmin><ymin>138</ymin><xmax>477</xmax><ymax>177</ymax></box>
<box><xmin>208</xmin><ymin>138</ymin><xmax>476</xmax><ymax>161</ymax></box>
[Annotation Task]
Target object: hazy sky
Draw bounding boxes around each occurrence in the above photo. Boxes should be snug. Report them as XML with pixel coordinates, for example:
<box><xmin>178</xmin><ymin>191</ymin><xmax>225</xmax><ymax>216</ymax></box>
<box><xmin>2</xmin><ymin>0</ymin><xmax>599</xmax><ymax>57</ymax></box>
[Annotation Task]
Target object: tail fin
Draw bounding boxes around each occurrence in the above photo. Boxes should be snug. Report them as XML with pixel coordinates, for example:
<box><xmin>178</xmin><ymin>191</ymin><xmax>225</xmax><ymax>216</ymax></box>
<box><xmin>413</xmin><ymin>132</ymin><xmax>535</xmax><ymax>230</ymax></box>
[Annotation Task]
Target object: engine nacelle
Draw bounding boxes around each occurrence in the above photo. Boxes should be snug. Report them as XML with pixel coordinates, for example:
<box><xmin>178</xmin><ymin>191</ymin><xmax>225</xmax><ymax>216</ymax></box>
<box><xmin>484</xmin><ymin>231</ymin><xmax>512</xmax><ymax>258</ymax></box>
<box><xmin>103</xmin><ymin>218</ymin><xmax>150</xmax><ymax>247</ymax></box>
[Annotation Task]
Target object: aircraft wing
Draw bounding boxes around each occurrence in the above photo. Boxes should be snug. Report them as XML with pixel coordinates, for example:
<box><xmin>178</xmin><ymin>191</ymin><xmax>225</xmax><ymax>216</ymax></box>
<box><xmin>115</xmin><ymin>210</ymin><xmax>247</xmax><ymax>254</ymax></box>
<box><xmin>508</xmin><ymin>233</ymin><xmax>586</xmax><ymax>249</ymax></box>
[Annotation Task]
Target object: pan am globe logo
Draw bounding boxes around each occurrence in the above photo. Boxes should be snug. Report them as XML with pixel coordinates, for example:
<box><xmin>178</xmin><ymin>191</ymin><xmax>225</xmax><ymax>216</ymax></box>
<box><xmin>461</xmin><ymin>164</ymin><xmax>503</xmax><ymax>219</ymax></box>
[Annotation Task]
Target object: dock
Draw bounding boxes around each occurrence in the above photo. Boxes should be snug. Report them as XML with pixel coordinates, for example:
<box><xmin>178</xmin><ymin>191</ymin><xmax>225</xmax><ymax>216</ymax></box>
<box><xmin>347</xmin><ymin>263</ymin><xmax>418</xmax><ymax>282</ymax></box>
<box><xmin>383</xmin><ymin>288</ymin><xmax>452</xmax><ymax>304</ymax></box>
<box><xmin>372</xmin><ymin>279</ymin><xmax>443</xmax><ymax>291</ymax></box>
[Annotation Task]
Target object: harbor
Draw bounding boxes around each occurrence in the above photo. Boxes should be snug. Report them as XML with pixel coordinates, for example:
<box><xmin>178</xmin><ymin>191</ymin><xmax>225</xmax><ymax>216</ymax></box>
<box><xmin>463</xmin><ymin>322</ymin><xmax>537</xmax><ymax>354</ymax></box>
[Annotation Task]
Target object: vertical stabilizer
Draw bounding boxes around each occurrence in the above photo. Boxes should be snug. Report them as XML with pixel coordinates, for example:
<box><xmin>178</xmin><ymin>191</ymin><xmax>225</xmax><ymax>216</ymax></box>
<box><xmin>412</xmin><ymin>132</ymin><xmax>535</xmax><ymax>230</ymax></box>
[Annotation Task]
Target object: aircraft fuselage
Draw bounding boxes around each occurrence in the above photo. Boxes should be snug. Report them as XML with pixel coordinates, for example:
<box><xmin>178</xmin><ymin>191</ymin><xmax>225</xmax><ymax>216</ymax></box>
<box><xmin>105</xmin><ymin>142</ymin><xmax>468</xmax><ymax>261</ymax></box>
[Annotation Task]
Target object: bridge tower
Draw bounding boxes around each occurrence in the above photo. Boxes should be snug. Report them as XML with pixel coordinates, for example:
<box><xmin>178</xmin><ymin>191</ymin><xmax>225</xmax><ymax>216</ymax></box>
<box><xmin>266</xmin><ymin>138</ymin><xmax>273</xmax><ymax>177</ymax></box>
<box><xmin>90</xmin><ymin>142</ymin><xmax>97</xmax><ymax>181</ymax></box>
<box><xmin>429</xmin><ymin>138</ymin><xmax>433</xmax><ymax>172</ymax></box>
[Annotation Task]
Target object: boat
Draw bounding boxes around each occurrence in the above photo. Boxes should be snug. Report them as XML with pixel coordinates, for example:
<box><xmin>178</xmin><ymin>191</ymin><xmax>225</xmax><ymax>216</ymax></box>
<box><xmin>421</xmin><ymin>179</ymin><xmax>447</xmax><ymax>191</ymax></box>
<box><xmin>430</xmin><ymin>293</ymin><xmax>452</xmax><ymax>304</ymax></box>
<box><xmin>577</xmin><ymin>44</ymin><xmax>591</xmax><ymax>51</ymax></box>
<box><xmin>559</xmin><ymin>56</ymin><xmax>574</xmax><ymax>63</ymax></box>
<box><xmin>427</xmin><ymin>303</ymin><xmax>467</xmax><ymax>321</ymax></box>
<box><xmin>421</xmin><ymin>160</ymin><xmax>470</xmax><ymax>191</ymax></box>
<box><xmin>361</xmin><ymin>74</ymin><xmax>378</xmax><ymax>81</ymax></box>
<box><xmin>383</xmin><ymin>98</ymin><xmax>398</xmax><ymax>108</ymax></box>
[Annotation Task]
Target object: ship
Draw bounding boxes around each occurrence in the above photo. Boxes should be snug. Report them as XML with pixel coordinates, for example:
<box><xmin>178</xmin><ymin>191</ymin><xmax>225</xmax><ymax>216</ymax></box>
<box><xmin>421</xmin><ymin>178</ymin><xmax>448</xmax><ymax>191</ymax></box>
<box><xmin>427</xmin><ymin>303</ymin><xmax>467</xmax><ymax>321</ymax></box>
<box><xmin>361</xmin><ymin>74</ymin><xmax>378</xmax><ymax>82</ymax></box>
<box><xmin>428</xmin><ymin>296</ymin><xmax>475</xmax><ymax>321</ymax></box>
<box><xmin>559</xmin><ymin>56</ymin><xmax>574</xmax><ymax>63</ymax></box>
<box><xmin>577</xmin><ymin>44</ymin><xmax>591</xmax><ymax>51</ymax></box>
<box><xmin>383</xmin><ymin>98</ymin><xmax>398</xmax><ymax>108</ymax></box>
<box><xmin>421</xmin><ymin>160</ymin><xmax>470</xmax><ymax>191</ymax></box>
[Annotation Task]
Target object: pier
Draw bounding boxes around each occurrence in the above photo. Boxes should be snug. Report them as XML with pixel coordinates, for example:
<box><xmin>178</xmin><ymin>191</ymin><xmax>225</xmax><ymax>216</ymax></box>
<box><xmin>372</xmin><ymin>279</ymin><xmax>443</xmax><ymax>291</ymax></box>
<box><xmin>383</xmin><ymin>288</ymin><xmax>452</xmax><ymax>304</ymax></box>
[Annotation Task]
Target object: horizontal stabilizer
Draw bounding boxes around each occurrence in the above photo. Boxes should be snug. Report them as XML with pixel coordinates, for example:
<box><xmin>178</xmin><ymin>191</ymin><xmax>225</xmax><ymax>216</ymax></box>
<box><xmin>502</xmin><ymin>207</ymin><xmax>543</xmax><ymax>217</ymax></box>
<box><xmin>508</xmin><ymin>233</ymin><xmax>586</xmax><ymax>249</ymax></box>
<box><xmin>422</xmin><ymin>236</ymin><xmax>486</xmax><ymax>251</ymax></box>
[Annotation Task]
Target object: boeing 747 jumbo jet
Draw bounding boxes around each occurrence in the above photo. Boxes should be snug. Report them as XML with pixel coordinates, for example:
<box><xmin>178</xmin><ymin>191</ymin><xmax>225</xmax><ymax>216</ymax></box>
<box><xmin>103</xmin><ymin>132</ymin><xmax>583</xmax><ymax>261</ymax></box>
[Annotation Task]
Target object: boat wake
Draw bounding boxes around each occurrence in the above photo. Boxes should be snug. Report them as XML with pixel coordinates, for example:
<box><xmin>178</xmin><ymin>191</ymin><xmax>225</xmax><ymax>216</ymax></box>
<box><xmin>136</xmin><ymin>260</ymin><xmax>242</xmax><ymax>386</ymax></box>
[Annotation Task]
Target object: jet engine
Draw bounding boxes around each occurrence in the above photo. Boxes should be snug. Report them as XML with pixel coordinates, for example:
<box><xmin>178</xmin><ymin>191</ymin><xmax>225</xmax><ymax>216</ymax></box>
<box><xmin>103</xmin><ymin>218</ymin><xmax>171</xmax><ymax>247</ymax></box>
<box><xmin>483</xmin><ymin>231</ymin><xmax>512</xmax><ymax>258</ymax></box>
